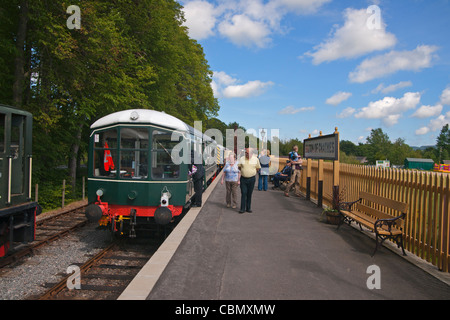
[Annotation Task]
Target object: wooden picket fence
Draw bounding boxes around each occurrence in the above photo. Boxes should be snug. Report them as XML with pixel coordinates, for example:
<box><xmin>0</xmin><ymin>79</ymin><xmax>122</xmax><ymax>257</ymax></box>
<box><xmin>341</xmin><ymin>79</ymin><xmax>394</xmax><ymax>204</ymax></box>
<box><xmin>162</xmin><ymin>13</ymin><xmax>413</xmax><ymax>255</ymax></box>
<box><xmin>298</xmin><ymin>160</ymin><xmax>450</xmax><ymax>273</ymax></box>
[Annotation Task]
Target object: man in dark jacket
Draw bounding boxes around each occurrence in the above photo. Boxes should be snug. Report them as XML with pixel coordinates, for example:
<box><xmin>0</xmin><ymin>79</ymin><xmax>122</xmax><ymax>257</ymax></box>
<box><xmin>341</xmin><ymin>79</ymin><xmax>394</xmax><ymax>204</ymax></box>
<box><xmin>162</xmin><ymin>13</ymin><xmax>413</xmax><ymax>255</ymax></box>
<box><xmin>190</xmin><ymin>151</ymin><xmax>205</xmax><ymax>207</ymax></box>
<box><xmin>272</xmin><ymin>161</ymin><xmax>292</xmax><ymax>189</ymax></box>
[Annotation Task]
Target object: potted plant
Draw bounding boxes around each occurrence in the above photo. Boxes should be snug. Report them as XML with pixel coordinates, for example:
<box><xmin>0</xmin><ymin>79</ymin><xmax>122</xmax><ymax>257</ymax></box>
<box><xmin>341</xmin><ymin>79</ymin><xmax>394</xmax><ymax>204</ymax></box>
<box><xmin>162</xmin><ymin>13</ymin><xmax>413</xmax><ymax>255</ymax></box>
<box><xmin>322</xmin><ymin>187</ymin><xmax>346</xmax><ymax>225</ymax></box>
<box><xmin>323</xmin><ymin>207</ymin><xmax>341</xmax><ymax>225</ymax></box>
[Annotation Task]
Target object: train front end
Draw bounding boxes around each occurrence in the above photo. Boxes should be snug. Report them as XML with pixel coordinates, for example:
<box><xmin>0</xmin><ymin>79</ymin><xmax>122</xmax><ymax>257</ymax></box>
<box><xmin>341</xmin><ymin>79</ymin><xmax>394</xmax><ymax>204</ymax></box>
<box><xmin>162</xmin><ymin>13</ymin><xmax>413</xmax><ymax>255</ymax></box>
<box><xmin>86</xmin><ymin>110</ymin><xmax>191</xmax><ymax>237</ymax></box>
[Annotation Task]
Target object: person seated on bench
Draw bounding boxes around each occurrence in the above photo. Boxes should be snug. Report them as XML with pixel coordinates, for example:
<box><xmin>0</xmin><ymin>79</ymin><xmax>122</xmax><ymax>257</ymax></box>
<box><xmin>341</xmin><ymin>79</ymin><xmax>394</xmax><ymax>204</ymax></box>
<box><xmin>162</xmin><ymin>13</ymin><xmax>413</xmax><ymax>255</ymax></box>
<box><xmin>272</xmin><ymin>161</ymin><xmax>292</xmax><ymax>189</ymax></box>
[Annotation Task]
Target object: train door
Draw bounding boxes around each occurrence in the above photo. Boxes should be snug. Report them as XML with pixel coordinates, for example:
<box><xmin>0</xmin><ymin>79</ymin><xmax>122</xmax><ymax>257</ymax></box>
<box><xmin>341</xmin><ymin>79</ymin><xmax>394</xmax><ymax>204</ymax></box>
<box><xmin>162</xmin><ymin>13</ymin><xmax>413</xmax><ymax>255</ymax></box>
<box><xmin>11</xmin><ymin>114</ymin><xmax>25</xmax><ymax>196</ymax></box>
<box><xmin>186</xmin><ymin>135</ymin><xmax>195</xmax><ymax>202</ymax></box>
<box><xmin>0</xmin><ymin>113</ymin><xmax>5</xmax><ymax>204</ymax></box>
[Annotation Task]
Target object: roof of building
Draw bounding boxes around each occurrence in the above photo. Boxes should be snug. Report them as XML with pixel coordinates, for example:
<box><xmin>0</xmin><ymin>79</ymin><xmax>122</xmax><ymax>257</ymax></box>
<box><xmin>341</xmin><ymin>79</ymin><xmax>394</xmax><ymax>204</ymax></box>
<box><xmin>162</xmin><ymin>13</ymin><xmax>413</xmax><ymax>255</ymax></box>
<box><xmin>405</xmin><ymin>158</ymin><xmax>435</xmax><ymax>163</ymax></box>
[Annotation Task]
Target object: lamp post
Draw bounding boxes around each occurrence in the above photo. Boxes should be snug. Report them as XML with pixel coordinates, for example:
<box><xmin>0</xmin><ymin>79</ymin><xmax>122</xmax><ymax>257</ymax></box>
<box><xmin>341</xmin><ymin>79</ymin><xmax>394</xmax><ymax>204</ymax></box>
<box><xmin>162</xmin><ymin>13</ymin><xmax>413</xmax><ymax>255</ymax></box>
<box><xmin>261</xmin><ymin>128</ymin><xmax>266</xmax><ymax>153</ymax></box>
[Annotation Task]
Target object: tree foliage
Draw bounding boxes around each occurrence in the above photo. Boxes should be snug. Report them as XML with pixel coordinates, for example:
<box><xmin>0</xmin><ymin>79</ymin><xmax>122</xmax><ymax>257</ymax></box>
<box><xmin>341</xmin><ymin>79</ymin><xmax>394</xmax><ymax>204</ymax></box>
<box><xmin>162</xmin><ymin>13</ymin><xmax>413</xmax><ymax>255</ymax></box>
<box><xmin>340</xmin><ymin>128</ymin><xmax>437</xmax><ymax>166</ymax></box>
<box><xmin>436</xmin><ymin>124</ymin><xmax>450</xmax><ymax>162</ymax></box>
<box><xmin>0</xmin><ymin>0</ymin><xmax>218</xmax><ymax>192</ymax></box>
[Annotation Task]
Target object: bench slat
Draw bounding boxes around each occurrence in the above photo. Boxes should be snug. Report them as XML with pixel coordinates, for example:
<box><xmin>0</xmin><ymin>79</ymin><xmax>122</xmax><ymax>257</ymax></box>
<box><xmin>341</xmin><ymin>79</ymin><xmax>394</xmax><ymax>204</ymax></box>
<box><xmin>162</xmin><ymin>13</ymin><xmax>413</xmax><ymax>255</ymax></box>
<box><xmin>340</xmin><ymin>210</ymin><xmax>376</xmax><ymax>230</ymax></box>
<box><xmin>340</xmin><ymin>209</ymin><xmax>403</xmax><ymax>234</ymax></box>
<box><xmin>360</xmin><ymin>192</ymin><xmax>408</xmax><ymax>213</ymax></box>
<box><xmin>355</xmin><ymin>203</ymin><xmax>405</xmax><ymax>229</ymax></box>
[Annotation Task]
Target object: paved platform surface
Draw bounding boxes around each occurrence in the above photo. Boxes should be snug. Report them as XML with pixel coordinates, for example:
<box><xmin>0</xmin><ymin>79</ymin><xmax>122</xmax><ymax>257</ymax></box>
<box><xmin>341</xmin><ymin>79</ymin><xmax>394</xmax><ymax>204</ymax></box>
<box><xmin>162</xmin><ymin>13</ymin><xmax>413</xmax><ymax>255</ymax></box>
<box><xmin>145</xmin><ymin>178</ymin><xmax>450</xmax><ymax>300</ymax></box>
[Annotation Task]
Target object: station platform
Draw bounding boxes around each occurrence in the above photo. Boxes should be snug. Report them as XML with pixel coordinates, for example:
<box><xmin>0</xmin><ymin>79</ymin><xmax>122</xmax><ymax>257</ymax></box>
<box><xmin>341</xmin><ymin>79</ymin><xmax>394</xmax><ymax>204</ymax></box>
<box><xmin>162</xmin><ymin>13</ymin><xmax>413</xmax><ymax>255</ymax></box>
<box><xmin>119</xmin><ymin>172</ymin><xmax>450</xmax><ymax>300</ymax></box>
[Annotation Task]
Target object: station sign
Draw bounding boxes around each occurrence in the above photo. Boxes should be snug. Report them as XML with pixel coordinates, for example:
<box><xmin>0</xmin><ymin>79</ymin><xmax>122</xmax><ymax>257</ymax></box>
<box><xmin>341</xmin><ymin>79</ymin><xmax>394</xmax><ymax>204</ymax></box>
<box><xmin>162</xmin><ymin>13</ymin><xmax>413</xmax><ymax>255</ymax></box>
<box><xmin>303</xmin><ymin>133</ymin><xmax>339</xmax><ymax>161</ymax></box>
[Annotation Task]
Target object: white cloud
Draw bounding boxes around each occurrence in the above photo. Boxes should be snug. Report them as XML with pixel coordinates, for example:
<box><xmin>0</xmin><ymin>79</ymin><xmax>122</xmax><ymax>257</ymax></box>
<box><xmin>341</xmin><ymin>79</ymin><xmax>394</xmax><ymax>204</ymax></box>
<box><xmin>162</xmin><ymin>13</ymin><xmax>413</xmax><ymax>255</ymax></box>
<box><xmin>428</xmin><ymin>112</ymin><xmax>450</xmax><ymax>131</ymax></box>
<box><xmin>349</xmin><ymin>45</ymin><xmax>439</xmax><ymax>83</ymax></box>
<box><xmin>211</xmin><ymin>71</ymin><xmax>238</xmax><ymax>98</ymax></box>
<box><xmin>326</xmin><ymin>91</ymin><xmax>352</xmax><ymax>106</ymax></box>
<box><xmin>415</xmin><ymin>127</ymin><xmax>431</xmax><ymax>136</ymax></box>
<box><xmin>355</xmin><ymin>92</ymin><xmax>421</xmax><ymax>127</ymax></box>
<box><xmin>411</xmin><ymin>104</ymin><xmax>443</xmax><ymax>119</ymax></box>
<box><xmin>336</xmin><ymin>107</ymin><xmax>356</xmax><ymax>118</ymax></box>
<box><xmin>218</xmin><ymin>14</ymin><xmax>272</xmax><ymax>48</ymax></box>
<box><xmin>212</xmin><ymin>71</ymin><xmax>273</xmax><ymax>98</ymax></box>
<box><xmin>305</xmin><ymin>8</ymin><xmax>397</xmax><ymax>65</ymax></box>
<box><xmin>181</xmin><ymin>0</ymin><xmax>331</xmax><ymax>47</ymax></box>
<box><xmin>213</xmin><ymin>71</ymin><xmax>238</xmax><ymax>87</ymax></box>
<box><xmin>223</xmin><ymin>80</ymin><xmax>274</xmax><ymax>98</ymax></box>
<box><xmin>383</xmin><ymin>114</ymin><xmax>402</xmax><ymax>127</ymax></box>
<box><xmin>273</xmin><ymin>0</ymin><xmax>332</xmax><ymax>14</ymax></box>
<box><xmin>441</xmin><ymin>87</ymin><xmax>450</xmax><ymax>105</ymax></box>
<box><xmin>372</xmin><ymin>81</ymin><xmax>413</xmax><ymax>95</ymax></box>
<box><xmin>182</xmin><ymin>0</ymin><xmax>218</xmax><ymax>40</ymax></box>
<box><xmin>279</xmin><ymin>106</ymin><xmax>315</xmax><ymax>115</ymax></box>
<box><xmin>413</xmin><ymin>87</ymin><xmax>450</xmax><ymax>135</ymax></box>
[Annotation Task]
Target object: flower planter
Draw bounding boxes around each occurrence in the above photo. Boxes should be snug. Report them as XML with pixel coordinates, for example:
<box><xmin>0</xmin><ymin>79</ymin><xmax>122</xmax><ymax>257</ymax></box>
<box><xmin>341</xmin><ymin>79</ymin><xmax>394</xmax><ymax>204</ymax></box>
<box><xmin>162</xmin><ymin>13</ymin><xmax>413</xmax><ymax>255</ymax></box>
<box><xmin>325</xmin><ymin>210</ymin><xmax>341</xmax><ymax>225</ymax></box>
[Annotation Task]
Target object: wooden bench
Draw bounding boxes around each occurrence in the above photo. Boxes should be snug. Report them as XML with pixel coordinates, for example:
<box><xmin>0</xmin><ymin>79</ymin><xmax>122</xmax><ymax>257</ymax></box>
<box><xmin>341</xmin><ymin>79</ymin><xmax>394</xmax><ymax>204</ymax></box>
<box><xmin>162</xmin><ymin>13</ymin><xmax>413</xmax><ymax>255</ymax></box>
<box><xmin>338</xmin><ymin>192</ymin><xmax>408</xmax><ymax>257</ymax></box>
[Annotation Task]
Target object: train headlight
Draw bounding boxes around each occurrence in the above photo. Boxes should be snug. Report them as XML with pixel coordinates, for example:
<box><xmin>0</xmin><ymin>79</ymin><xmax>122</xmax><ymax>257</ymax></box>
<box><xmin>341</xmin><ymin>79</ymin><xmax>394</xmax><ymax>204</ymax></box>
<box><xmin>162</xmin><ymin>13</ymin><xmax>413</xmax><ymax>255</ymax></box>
<box><xmin>160</xmin><ymin>186</ymin><xmax>171</xmax><ymax>207</ymax></box>
<box><xmin>96</xmin><ymin>189</ymin><xmax>104</xmax><ymax>197</ymax></box>
<box><xmin>161</xmin><ymin>193</ymin><xmax>169</xmax><ymax>207</ymax></box>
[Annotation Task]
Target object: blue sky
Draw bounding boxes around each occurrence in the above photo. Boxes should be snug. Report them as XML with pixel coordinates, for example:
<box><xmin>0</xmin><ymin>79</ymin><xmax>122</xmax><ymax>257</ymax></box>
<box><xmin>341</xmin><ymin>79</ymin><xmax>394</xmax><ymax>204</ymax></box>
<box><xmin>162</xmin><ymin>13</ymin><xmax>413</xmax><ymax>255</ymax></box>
<box><xmin>180</xmin><ymin>0</ymin><xmax>450</xmax><ymax>147</ymax></box>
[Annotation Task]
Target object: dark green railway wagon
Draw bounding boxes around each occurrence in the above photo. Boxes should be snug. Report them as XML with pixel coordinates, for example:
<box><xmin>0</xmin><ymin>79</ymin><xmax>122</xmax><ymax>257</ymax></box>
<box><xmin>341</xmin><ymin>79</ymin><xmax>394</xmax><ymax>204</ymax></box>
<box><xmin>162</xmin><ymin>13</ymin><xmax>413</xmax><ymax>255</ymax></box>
<box><xmin>86</xmin><ymin>109</ymin><xmax>220</xmax><ymax>237</ymax></box>
<box><xmin>0</xmin><ymin>105</ymin><xmax>40</xmax><ymax>257</ymax></box>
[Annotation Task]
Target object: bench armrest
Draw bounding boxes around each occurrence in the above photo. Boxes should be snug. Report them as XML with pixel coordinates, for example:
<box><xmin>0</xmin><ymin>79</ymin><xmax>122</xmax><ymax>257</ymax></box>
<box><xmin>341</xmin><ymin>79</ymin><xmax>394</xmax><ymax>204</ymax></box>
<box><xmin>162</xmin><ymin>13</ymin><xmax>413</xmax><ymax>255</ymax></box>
<box><xmin>338</xmin><ymin>198</ymin><xmax>362</xmax><ymax>211</ymax></box>
<box><xmin>374</xmin><ymin>213</ymin><xmax>406</xmax><ymax>232</ymax></box>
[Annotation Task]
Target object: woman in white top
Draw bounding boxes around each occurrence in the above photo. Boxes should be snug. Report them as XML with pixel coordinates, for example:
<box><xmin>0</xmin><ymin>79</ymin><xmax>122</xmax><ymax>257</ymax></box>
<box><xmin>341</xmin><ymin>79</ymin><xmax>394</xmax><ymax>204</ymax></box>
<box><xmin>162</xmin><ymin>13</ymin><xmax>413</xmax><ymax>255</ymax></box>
<box><xmin>221</xmin><ymin>153</ymin><xmax>240</xmax><ymax>208</ymax></box>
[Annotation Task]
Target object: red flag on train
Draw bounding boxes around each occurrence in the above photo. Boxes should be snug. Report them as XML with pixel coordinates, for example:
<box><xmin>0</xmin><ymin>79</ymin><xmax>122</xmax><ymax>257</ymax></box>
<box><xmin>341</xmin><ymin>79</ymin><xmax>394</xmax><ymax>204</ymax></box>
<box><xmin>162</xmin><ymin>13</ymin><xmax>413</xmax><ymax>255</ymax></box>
<box><xmin>104</xmin><ymin>142</ymin><xmax>115</xmax><ymax>171</ymax></box>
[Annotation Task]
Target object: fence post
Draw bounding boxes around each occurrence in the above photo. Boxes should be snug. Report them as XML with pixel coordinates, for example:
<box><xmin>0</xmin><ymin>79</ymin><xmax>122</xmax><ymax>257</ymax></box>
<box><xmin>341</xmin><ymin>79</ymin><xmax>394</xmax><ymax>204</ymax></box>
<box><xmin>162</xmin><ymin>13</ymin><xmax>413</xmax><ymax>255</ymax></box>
<box><xmin>35</xmin><ymin>184</ymin><xmax>38</xmax><ymax>202</ymax></box>
<box><xmin>306</xmin><ymin>158</ymin><xmax>312</xmax><ymax>201</ymax></box>
<box><xmin>82</xmin><ymin>176</ymin><xmax>85</xmax><ymax>201</ymax></box>
<box><xmin>62</xmin><ymin>179</ymin><xmax>66</xmax><ymax>208</ymax></box>
<box><xmin>332</xmin><ymin>128</ymin><xmax>340</xmax><ymax>209</ymax></box>
<box><xmin>318</xmin><ymin>159</ymin><xmax>324</xmax><ymax>208</ymax></box>
<box><xmin>441</xmin><ymin>175</ymin><xmax>450</xmax><ymax>272</ymax></box>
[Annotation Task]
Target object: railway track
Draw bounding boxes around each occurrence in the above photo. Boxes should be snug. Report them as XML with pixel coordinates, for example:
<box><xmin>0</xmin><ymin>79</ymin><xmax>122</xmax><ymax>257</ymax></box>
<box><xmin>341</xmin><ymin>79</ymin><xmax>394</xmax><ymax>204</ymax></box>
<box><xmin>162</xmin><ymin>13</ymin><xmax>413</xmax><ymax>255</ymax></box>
<box><xmin>38</xmin><ymin>238</ymin><xmax>158</xmax><ymax>300</ymax></box>
<box><xmin>0</xmin><ymin>204</ymin><xmax>88</xmax><ymax>269</ymax></box>
<box><xmin>1</xmin><ymin>202</ymin><xmax>181</xmax><ymax>300</ymax></box>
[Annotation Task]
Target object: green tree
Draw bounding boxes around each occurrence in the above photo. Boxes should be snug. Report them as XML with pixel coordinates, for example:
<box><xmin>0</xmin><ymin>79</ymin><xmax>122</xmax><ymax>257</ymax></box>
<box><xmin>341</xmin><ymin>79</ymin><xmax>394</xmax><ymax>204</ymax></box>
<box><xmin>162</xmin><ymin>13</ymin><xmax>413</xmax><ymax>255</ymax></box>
<box><xmin>365</xmin><ymin>128</ymin><xmax>392</xmax><ymax>164</ymax></box>
<box><xmin>390</xmin><ymin>138</ymin><xmax>416</xmax><ymax>165</ymax></box>
<box><xmin>340</xmin><ymin>140</ymin><xmax>358</xmax><ymax>156</ymax></box>
<box><xmin>436</xmin><ymin>124</ymin><xmax>450</xmax><ymax>163</ymax></box>
<box><xmin>0</xmin><ymin>0</ymin><xmax>219</xmax><ymax>200</ymax></box>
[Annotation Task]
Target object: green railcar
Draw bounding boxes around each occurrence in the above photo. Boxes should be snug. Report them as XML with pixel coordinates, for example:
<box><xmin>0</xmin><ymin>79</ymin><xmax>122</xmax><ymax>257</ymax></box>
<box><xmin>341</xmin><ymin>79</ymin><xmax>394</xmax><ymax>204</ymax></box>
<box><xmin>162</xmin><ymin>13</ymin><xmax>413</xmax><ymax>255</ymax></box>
<box><xmin>85</xmin><ymin>109</ymin><xmax>222</xmax><ymax>237</ymax></box>
<box><xmin>0</xmin><ymin>105</ymin><xmax>40</xmax><ymax>257</ymax></box>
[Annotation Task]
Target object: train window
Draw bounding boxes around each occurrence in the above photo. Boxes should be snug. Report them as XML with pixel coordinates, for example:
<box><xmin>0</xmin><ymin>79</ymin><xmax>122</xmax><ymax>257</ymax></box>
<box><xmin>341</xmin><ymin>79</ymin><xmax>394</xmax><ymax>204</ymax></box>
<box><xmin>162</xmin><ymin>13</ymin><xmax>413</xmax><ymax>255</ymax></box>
<box><xmin>93</xmin><ymin>129</ymin><xmax>118</xmax><ymax>178</ymax></box>
<box><xmin>151</xmin><ymin>130</ymin><xmax>180</xmax><ymax>180</ymax></box>
<box><xmin>93</xmin><ymin>148</ymin><xmax>118</xmax><ymax>177</ymax></box>
<box><xmin>120</xmin><ymin>128</ymin><xmax>149</xmax><ymax>149</ymax></box>
<box><xmin>120</xmin><ymin>151</ymin><xmax>148</xmax><ymax>179</ymax></box>
<box><xmin>118</xmin><ymin>128</ymin><xmax>149</xmax><ymax>180</ymax></box>
<box><xmin>94</xmin><ymin>130</ymin><xmax>118</xmax><ymax>149</ymax></box>
<box><xmin>11</xmin><ymin>115</ymin><xmax>24</xmax><ymax>160</ymax></box>
<box><xmin>0</xmin><ymin>113</ymin><xmax>4</xmax><ymax>153</ymax></box>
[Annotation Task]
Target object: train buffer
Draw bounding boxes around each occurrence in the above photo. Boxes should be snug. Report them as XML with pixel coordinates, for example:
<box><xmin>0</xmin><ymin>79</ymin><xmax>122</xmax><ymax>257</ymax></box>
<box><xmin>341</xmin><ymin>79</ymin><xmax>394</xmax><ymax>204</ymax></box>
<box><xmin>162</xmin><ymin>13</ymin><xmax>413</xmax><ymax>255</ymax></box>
<box><xmin>119</xmin><ymin>172</ymin><xmax>450</xmax><ymax>301</ymax></box>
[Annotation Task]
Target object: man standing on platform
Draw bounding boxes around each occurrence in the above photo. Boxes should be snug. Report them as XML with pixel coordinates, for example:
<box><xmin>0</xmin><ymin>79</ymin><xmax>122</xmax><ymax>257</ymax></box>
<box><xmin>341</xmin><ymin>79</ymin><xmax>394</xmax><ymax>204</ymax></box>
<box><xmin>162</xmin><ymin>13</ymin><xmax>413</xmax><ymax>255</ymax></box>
<box><xmin>284</xmin><ymin>145</ymin><xmax>302</xmax><ymax>197</ymax></box>
<box><xmin>190</xmin><ymin>151</ymin><xmax>205</xmax><ymax>207</ymax></box>
<box><xmin>238</xmin><ymin>148</ymin><xmax>261</xmax><ymax>214</ymax></box>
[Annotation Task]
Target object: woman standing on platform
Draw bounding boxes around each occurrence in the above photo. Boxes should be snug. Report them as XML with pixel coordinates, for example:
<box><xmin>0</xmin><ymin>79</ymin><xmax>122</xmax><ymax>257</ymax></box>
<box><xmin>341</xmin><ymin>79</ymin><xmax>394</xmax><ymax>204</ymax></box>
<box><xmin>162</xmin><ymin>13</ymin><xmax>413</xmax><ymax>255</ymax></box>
<box><xmin>258</xmin><ymin>149</ymin><xmax>271</xmax><ymax>191</ymax></box>
<box><xmin>221</xmin><ymin>153</ymin><xmax>240</xmax><ymax>209</ymax></box>
<box><xmin>238</xmin><ymin>148</ymin><xmax>261</xmax><ymax>214</ymax></box>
